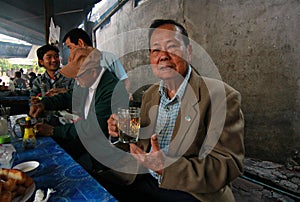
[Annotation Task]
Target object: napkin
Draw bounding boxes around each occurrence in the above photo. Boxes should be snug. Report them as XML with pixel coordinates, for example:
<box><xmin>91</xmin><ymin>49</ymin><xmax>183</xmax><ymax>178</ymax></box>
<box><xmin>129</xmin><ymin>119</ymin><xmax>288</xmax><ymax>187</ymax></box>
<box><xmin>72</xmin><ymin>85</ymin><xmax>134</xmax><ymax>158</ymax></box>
<box><xmin>58</xmin><ymin>110</ymin><xmax>80</xmax><ymax>125</ymax></box>
<box><xmin>33</xmin><ymin>188</ymin><xmax>56</xmax><ymax>202</ymax></box>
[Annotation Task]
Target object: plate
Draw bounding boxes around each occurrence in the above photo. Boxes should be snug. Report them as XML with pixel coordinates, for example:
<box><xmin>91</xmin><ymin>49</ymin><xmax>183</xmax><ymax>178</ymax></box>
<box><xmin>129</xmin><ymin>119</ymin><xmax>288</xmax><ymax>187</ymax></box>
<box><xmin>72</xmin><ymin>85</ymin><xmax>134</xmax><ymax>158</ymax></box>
<box><xmin>13</xmin><ymin>182</ymin><xmax>35</xmax><ymax>202</ymax></box>
<box><xmin>13</xmin><ymin>161</ymin><xmax>39</xmax><ymax>172</ymax></box>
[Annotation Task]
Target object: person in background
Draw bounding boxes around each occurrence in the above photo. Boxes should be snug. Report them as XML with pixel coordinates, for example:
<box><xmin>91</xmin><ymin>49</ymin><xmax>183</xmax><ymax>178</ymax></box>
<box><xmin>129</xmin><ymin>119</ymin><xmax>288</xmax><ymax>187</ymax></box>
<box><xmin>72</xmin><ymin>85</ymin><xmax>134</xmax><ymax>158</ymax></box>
<box><xmin>62</xmin><ymin>28</ymin><xmax>131</xmax><ymax>98</ymax></box>
<box><xmin>0</xmin><ymin>79</ymin><xmax>7</xmax><ymax>91</ymax></box>
<box><xmin>28</xmin><ymin>72</ymin><xmax>37</xmax><ymax>88</ymax></box>
<box><xmin>19</xmin><ymin>68</ymin><xmax>29</xmax><ymax>83</ymax></box>
<box><xmin>7</xmin><ymin>77</ymin><xmax>15</xmax><ymax>92</ymax></box>
<box><xmin>13</xmin><ymin>71</ymin><xmax>27</xmax><ymax>89</ymax></box>
<box><xmin>30</xmin><ymin>44</ymin><xmax>74</xmax><ymax>98</ymax></box>
<box><xmin>106</xmin><ymin>19</ymin><xmax>245</xmax><ymax>201</ymax></box>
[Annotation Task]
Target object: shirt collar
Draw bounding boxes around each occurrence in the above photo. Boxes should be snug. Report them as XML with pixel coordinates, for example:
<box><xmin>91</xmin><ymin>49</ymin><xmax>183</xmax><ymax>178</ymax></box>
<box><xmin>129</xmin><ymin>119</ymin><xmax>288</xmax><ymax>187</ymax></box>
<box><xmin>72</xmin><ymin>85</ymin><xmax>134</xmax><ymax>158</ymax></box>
<box><xmin>158</xmin><ymin>65</ymin><xmax>192</xmax><ymax>102</ymax></box>
<box><xmin>89</xmin><ymin>68</ymin><xmax>106</xmax><ymax>91</ymax></box>
<box><xmin>44</xmin><ymin>69</ymin><xmax>60</xmax><ymax>80</ymax></box>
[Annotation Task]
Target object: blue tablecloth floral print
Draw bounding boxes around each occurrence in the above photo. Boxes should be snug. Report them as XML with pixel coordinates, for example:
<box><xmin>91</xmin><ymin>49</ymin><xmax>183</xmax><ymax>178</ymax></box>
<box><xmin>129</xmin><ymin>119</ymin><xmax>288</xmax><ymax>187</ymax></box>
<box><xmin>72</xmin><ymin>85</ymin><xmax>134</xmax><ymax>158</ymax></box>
<box><xmin>12</xmin><ymin>137</ymin><xmax>117</xmax><ymax>202</ymax></box>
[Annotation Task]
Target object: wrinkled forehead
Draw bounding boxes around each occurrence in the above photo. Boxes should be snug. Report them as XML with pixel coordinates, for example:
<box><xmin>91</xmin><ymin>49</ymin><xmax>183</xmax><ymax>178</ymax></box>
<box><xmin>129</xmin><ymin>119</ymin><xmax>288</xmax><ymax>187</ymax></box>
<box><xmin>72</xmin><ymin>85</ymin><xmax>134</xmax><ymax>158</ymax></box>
<box><xmin>150</xmin><ymin>25</ymin><xmax>183</xmax><ymax>46</ymax></box>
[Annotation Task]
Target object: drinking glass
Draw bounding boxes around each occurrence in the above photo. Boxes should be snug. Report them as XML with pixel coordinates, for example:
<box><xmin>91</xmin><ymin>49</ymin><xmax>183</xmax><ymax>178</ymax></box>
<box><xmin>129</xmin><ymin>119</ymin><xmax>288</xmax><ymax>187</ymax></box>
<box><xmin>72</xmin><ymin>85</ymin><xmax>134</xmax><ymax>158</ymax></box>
<box><xmin>117</xmin><ymin>107</ymin><xmax>141</xmax><ymax>143</ymax></box>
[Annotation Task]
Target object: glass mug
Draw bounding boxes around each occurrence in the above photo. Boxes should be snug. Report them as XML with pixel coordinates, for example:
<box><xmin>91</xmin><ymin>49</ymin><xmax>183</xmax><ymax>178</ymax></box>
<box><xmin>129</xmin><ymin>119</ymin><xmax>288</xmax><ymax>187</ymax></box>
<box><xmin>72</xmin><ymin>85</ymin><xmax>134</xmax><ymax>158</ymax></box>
<box><xmin>117</xmin><ymin>107</ymin><xmax>141</xmax><ymax>143</ymax></box>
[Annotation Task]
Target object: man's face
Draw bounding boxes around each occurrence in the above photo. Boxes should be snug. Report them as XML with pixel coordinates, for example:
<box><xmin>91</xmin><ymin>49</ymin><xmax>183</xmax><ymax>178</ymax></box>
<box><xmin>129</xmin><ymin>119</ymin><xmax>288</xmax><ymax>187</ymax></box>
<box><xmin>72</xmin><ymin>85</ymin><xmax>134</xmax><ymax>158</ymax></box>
<box><xmin>149</xmin><ymin>24</ymin><xmax>192</xmax><ymax>81</ymax></box>
<box><xmin>39</xmin><ymin>50</ymin><xmax>60</xmax><ymax>72</ymax></box>
<box><xmin>65</xmin><ymin>37</ymin><xmax>81</xmax><ymax>51</ymax></box>
<box><xmin>65</xmin><ymin>37</ymin><xmax>93</xmax><ymax>85</ymax></box>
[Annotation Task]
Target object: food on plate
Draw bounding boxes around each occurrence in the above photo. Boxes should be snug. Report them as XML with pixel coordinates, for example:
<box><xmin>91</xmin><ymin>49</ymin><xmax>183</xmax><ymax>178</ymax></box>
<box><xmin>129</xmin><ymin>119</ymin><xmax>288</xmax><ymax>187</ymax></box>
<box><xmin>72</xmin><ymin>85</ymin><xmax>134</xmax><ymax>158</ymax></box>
<box><xmin>0</xmin><ymin>168</ymin><xmax>34</xmax><ymax>201</ymax></box>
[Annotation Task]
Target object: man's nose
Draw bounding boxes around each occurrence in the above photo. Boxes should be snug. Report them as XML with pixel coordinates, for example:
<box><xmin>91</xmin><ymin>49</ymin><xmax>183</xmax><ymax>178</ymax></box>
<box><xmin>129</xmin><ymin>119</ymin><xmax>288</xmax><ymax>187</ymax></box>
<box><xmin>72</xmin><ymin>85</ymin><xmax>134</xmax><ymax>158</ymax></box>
<box><xmin>159</xmin><ymin>50</ymin><xmax>171</xmax><ymax>61</ymax></box>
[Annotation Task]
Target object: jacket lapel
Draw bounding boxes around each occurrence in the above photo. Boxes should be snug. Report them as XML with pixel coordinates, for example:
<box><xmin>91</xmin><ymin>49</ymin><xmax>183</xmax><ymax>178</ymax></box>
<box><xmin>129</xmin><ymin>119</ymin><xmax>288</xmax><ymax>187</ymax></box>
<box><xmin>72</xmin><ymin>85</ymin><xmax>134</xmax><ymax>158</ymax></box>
<box><xmin>139</xmin><ymin>84</ymin><xmax>160</xmax><ymax>140</ymax></box>
<box><xmin>168</xmin><ymin>71</ymin><xmax>201</xmax><ymax>156</ymax></box>
<box><xmin>141</xmin><ymin>71</ymin><xmax>202</xmax><ymax>156</ymax></box>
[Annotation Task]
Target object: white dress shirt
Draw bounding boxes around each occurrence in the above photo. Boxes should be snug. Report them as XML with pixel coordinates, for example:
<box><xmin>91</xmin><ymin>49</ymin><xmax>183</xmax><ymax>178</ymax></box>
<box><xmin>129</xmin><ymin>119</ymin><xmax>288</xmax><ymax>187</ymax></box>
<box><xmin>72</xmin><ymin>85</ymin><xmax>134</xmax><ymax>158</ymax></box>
<box><xmin>84</xmin><ymin>68</ymin><xmax>106</xmax><ymax>119</ymax></box>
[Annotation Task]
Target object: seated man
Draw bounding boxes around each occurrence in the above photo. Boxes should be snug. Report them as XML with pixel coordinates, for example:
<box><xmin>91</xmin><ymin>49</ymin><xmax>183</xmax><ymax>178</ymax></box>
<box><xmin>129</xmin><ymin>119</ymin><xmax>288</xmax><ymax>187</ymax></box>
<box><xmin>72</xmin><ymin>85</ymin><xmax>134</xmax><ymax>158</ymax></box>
<box><xmin>62</xmin><ymin>28</ymin><xmax>131</xmax><ymax>98</ymax></box>
<box><xmin>106</xmin><ymin>19</ymin><xmax>245</xmax><ymax>201</ymax></box>
<box><xmin>30</xmin><ymin>46</ymin><xmax>128</xmax><ymax>172</ymax></box>
<box><xmin>30</xmin><ymin>44</ymin><xmax>74</xmax><ymax>98</ymax></box>
<box><xmin>13</xmin><ymin>71</ymin><xmax>27</xmax><ymax>89</ymax></box>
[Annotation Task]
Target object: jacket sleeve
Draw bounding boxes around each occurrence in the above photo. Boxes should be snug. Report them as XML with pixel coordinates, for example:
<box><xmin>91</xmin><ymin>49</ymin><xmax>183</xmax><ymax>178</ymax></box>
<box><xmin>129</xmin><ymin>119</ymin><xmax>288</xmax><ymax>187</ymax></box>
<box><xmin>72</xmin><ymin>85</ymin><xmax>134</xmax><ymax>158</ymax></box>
<box><xmin>30</xmin><ymin>77</ymin><xmax>41</xmax><ymax>96</ymax></box>
<box><xmin>42</xmin><ymin>90</ymin><xmax>73</xmax><ymax>111</ymax></box>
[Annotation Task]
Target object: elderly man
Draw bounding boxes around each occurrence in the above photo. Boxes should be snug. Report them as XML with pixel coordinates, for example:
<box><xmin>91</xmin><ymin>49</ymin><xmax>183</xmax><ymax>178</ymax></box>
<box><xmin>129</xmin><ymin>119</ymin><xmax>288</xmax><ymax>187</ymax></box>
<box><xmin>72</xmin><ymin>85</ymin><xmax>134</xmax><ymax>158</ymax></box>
<box><xmin>106</xmin><ymin>19</ymin><xmax>244</xmax><ymax>201</ymax></box>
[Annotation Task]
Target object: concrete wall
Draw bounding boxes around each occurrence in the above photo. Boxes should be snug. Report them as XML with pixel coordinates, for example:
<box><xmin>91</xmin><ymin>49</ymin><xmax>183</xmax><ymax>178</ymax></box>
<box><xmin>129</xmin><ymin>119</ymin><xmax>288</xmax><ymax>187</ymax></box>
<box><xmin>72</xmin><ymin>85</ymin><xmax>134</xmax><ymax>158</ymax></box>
<box><xmin>93</xmin><ymin>0</ymin><xmax>300</xmax><ymax>163</ymax></box>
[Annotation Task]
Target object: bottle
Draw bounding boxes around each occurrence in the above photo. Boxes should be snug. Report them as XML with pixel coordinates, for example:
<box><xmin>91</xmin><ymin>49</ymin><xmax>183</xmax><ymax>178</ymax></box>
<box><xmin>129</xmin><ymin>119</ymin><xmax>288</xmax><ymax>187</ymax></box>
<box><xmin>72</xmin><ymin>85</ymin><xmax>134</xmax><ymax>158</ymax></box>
<box><xmin>22</xmin><ymin>116</ymin><xmax>36</xmax><ymax>149</ymax></box>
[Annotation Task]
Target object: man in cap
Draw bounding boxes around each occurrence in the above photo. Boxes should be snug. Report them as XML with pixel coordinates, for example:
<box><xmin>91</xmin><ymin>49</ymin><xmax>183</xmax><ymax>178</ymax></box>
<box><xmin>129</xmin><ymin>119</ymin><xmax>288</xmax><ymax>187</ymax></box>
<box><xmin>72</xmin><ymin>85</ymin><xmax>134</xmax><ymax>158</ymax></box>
<box><xmin>29</xmin><ymin>45</ymin><xmax>128</xmax><ymax>172</ymax></box>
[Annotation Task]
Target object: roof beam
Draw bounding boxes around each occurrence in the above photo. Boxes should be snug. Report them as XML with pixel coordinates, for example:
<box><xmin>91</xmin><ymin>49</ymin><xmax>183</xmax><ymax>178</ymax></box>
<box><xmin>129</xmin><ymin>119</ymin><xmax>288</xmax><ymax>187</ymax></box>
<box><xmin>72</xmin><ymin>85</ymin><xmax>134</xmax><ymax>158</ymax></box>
<box><xmin>0</xmin><ymin>17</ymin><xmax>44</xmax><ymax>39</ymax></box>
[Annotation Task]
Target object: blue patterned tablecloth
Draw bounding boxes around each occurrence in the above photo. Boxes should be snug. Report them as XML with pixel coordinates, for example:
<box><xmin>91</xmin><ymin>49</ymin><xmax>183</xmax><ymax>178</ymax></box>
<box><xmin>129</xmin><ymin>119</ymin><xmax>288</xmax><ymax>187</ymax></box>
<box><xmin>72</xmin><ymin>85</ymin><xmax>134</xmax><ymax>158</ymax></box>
<box><xmin>12</xmin><ymin>137</ymin><xmax>118</xmax><ymax>202</ymax></box>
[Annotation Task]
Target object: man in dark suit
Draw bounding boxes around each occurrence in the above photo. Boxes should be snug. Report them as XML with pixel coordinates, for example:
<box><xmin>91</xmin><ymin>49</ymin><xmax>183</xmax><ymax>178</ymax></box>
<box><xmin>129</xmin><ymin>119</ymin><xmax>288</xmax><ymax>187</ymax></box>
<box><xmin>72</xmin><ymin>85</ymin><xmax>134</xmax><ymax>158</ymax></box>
<box><xmin>30</xmin><ymin>46</ymin><xmax>128</xmax><ymax>173</ymax></box>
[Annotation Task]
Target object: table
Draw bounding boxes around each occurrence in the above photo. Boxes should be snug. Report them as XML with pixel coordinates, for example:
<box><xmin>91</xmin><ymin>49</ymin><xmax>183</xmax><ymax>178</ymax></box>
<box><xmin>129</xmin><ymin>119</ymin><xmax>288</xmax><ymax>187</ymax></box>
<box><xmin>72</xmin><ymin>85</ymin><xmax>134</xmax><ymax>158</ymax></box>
<box><xmin>12</xmin><ymin>137</ymin><xmax>117</xmax><ymax>202</ymax></box>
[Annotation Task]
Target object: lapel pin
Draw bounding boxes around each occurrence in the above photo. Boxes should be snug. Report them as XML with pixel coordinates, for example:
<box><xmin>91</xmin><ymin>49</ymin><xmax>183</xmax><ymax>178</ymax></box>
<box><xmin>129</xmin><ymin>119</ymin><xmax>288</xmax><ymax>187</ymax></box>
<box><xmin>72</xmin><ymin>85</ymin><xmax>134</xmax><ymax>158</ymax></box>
<box><xmin>185</xmin><ymin>115</ymin><xmax>191</xmax><ymax>122</ymax></box>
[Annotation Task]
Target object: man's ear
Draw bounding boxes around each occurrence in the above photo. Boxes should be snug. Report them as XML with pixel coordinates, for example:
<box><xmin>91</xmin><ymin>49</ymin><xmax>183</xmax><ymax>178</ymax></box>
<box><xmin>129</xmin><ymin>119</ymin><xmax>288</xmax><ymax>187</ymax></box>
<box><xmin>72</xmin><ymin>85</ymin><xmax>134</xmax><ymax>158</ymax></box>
<box><xmin>78</xmin><ymin>39</ymin><xmax>85</xmax><ymax>47</ymax></box>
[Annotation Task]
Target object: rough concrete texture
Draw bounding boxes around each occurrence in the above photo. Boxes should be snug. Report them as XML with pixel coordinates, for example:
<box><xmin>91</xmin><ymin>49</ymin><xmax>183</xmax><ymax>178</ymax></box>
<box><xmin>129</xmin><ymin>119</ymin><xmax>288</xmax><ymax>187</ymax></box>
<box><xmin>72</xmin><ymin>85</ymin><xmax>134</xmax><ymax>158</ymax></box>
<box><xmin>94</xmin><ymin>0</ymin><xmax>300</xmax><ymax>163</ymax></box>
<box><xmin>232</xmin><ymin>158</ymin><xmax>299</xmax><ymax>202</ymax></box>
<box><xmin>232</xmin><ymin>177</ymin><xmax>297</xmax><ymax>202</ymax></box>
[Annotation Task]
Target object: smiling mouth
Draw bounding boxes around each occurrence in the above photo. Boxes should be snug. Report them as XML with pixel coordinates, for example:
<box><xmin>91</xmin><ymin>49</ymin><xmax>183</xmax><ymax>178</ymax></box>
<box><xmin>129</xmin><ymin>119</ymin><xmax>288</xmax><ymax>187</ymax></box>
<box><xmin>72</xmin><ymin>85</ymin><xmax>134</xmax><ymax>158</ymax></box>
<box><xmin>159</xmin><ymin>66</ymin><xmax>173</xmax><ymax>71</ymax></box>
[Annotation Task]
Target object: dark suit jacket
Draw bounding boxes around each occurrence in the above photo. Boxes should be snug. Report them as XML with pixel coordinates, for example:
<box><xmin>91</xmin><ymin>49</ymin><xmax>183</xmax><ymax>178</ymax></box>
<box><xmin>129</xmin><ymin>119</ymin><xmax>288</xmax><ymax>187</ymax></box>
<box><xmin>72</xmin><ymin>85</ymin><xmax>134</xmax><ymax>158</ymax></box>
<box><xmin>42</xmin><ymin>69</ymin><xmax>129</xmax><ymax>171</ymax></box>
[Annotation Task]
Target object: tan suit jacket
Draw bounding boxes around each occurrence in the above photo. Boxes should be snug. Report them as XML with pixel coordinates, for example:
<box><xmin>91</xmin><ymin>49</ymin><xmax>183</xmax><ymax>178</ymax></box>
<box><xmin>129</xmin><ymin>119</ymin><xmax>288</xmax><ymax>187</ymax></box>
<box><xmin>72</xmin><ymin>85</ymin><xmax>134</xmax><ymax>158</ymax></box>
<box><xmin>116</xmin><ymin>70</ymin><xmax>245</xmax><ymax>201</ymax></box>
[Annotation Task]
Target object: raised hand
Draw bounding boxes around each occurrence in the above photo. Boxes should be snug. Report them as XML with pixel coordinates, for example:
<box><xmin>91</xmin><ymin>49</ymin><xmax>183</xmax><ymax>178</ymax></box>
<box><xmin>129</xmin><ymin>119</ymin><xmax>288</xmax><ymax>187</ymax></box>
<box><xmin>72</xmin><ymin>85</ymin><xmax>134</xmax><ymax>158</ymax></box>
<box><xmin>130</xmin><ymin>134</ymin><xmax>165</xmax><ymax>175</ymax></box>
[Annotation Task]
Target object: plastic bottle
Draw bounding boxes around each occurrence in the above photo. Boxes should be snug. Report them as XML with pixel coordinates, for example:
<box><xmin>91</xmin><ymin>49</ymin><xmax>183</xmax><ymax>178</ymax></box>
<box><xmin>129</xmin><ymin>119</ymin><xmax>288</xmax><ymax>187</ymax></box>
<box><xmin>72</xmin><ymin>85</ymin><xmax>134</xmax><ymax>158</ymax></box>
<box><xmin>22</xmin><ymin>116</ymin><xmax>36</xmax><ymax>149</ymax></box>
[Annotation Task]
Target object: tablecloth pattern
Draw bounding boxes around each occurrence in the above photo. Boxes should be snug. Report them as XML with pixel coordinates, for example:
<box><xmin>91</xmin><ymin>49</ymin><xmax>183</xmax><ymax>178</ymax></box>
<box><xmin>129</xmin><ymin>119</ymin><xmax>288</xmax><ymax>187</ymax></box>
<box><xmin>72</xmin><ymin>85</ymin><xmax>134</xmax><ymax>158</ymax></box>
<box><xmin>13</xmin><ymin>137</ymin><xmax>117</xmax><ymax>202</ymax></box>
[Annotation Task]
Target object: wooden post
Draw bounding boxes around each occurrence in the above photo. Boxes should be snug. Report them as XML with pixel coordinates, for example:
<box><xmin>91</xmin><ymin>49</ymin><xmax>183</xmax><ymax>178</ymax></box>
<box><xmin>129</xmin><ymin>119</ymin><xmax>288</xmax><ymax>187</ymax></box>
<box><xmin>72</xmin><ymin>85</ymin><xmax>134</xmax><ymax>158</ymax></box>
<box><xmin>44</xmin><ymin>0</ymin><xmax>54</xmax><ymax>44</ymax></box>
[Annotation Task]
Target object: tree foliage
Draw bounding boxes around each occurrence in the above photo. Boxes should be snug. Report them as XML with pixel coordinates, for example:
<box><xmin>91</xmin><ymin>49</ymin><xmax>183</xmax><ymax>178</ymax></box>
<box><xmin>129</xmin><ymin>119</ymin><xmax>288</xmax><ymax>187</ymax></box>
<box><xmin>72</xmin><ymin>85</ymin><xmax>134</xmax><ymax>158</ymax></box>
<box><xmin>0</xmin><ymin>58</ymin><xmax>11</xmax><ymax>71</ymax></box>
<box><xmin>0</xmin><ymin>58</ymin><xmax>42</xmax><ymax>75</ymax></box>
